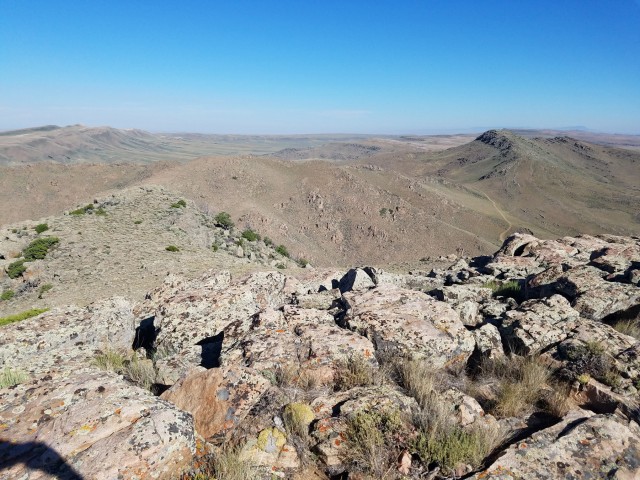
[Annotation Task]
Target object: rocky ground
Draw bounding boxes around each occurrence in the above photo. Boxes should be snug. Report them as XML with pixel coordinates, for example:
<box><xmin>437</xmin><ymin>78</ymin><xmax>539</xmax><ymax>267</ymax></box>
<box><xmin>1</xmin><ymin>229</ymin><xmax>639</xmax><ymax>479</ymax></box>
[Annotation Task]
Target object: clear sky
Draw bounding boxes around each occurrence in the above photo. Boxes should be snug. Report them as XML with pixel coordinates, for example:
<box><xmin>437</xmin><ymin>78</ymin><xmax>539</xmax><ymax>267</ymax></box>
<box><xmin>1</xmin><ymin>1</ymin><xmax>639</xmax><ymax>134</ymax></box>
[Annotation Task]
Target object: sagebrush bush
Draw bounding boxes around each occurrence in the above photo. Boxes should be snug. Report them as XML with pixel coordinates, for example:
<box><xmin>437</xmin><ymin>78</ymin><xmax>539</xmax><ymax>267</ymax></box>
<box><xmin>343</xmin><ymin>408</ymin><xmax>407</xmax><ymax>479</ymax></box>
<box><xmin>165</xmin><ymin>245</ymin><xmax>179</xmax><ymax>252</ymax></box>
<box><xmin>275</xmin><ymin>245</ymin><xmax>290</xmax><ymax>258</ymax></box>
<box><xmin>171</xmin><ymin>199</ymin><xmax>187</xmax><ymax>208</ymax></box>
<box><xmin>38</xmin><ymin>283</ymin><xmax>53</xmax><ymax>298</ymax></box>
<box><xmin>334</xmin><ymin>354</ymin><xmax>381</xmax><ymax>391</ymax></box>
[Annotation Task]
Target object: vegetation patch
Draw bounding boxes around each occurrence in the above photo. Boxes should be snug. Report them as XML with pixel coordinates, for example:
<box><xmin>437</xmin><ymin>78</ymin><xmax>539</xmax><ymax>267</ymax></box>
<box><xmin>6</xmin><ymin>260</ymin><xmax>27</xmax><ymax>279</ymax></box>
<box><xmin>275</xmin><ymin>244</ymin><xmax>290</xmax><ymax>258</ymax></box>
<box><xmin>0</xmin><ymin>367</ymin><xmax>28</xmax><ymax>388</ymax></box>
<box><xmin>471</xmin><ymin>355</ymin><xmax>551</xmax><ymax>418</ymax></box>
<box><xmin>171</xmin><ymin>199</ymin><xmax>187</xmax><ymax>208</ymax></box>
<box><xmin>613</xmin><ymin>319</ymin><xmax>640</xmax><ymax>340</ymax></box>
<box><xmin>180</xmin><ymin>447</ymin><xmax>257</xmax><ymax>480</ymax></box>
<box><xmin>134</xmin><ymin>219</ymin><xmax>143</xmax><ymax>225</ymax></box>
<box><xmin>482</xmin><ymin>280</ymin><xmax>523</xmax><ymax>302</ymax></box>
<box><xmin>165</xmin><ymin>245</ymin><xmax>180</xmax><ymax>252</ymax></box>
<box><xmin>1</xmin><ymin>289</ymin><xmax>15</xmax><ymax>301</ymax></box>
<box><xmin>263</xmin><ymin>236</ymin><xmax>273</xmax><ymax>247</ymax></box>
<box><xmin>343</xmin><ymin>408</ymin><xmax>408</xmax><ymax>478</ymax></box>
<box><xmin>0</xmin><ymin>308</ymin><xmax>49</xmax><ymax>327</ymax></box>
<box><xmin>23</xmin><ymin>236</ymin><xmax>59</xmax><ymax>260</ymax></box>
<box><xmin>561</xmin><ymin>340</ymin><xmax>621</xmax><ymax>388</ymax></box>
<box><xmin>214</xmin><ymin>211</ymin><xmax>234</xmax><ymax>229</ymax></box>
<box><xmin>93</xmin><ymin>349</ymin><xmax>158</xmax><ymax>391</ymax></box>
<box><xmin>34</xmin><ymin>223</ymin><xmax>49</xmax><ymax>234</ymax></box>
<box><xmin>334</xmin><ymin>354</ymin><xmax>380</xmax><ymax>391</ymax></box>
<box><xmin>241</xmin><ymin>228</ymin><xmax>260</xmax><ymax>242</ymax></box>
<box><xmin>70</xmin><ymin>204</ymin><xmax>94</xmax><ymax>215</ymax></box>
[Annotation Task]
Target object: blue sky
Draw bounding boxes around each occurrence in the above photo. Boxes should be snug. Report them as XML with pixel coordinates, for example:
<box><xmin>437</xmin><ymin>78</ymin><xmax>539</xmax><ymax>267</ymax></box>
<box><xmin>1</xmin><ymin>1</ymin><xmax>639</xmax><ymax>134</ymax></box>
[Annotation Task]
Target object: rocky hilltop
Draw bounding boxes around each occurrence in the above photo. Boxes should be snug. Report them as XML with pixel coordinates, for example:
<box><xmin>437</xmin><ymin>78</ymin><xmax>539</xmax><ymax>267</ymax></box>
<box><xmin>1</xmin><ymin>230</ymin><xmax>639</xmax><ymax>479</ymax></box>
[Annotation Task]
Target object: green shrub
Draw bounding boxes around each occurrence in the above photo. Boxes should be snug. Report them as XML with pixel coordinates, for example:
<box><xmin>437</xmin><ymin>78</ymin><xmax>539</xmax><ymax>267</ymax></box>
<box><xmin>1</xmin><ymin>290</ymin><xmax>15</xmax><ymax>301</ymax></box>
<box><xmin>6</xmin><ymin>260</ymin><xmax>27</xmax><ymax>279</ymax></box>
<box><xmin>0</xmin><ymin>308</ymin><xmax>49</xmax><ymax>327</ymax></box>
<box><xmin>214</xmin><ymin>211</ymin><xmax>234</xmax><ymax>229</ymax></box>
<box><xmin>165</xmin><ymin>245</ymin><xmax>179</xmax><ymax>252</ymax></box>
<box><xmin>70</xmin><ymin>204</ymin><xmax>94</xmax><ymax>215</ymax></box>
<box><xmin>263</xmin><ymin>236</ymin><xmax>273</xmax><ymax>246</ymax></box>
<box><xmin>0</xmin><ymin>367</ymin><xmax>28</xmax><ymax>388</ymax></box>
<box><xmin>211</xmin><ymin>242</ymin><xmax>219</xmax><ymax>252</ymax></box>
<box><xmin>134</xmin><ymin>220</ymin><xmax>143</xmax><ymax>225</ymax></box>
<box><xmin>23</xmin><ymin>236</ymin><xmax>59</xmax><ymax>260</ymax></box>
<box><xmin>482</xmin><ymin>280</ymin><xmax>523</xmax><ymax>302</ymax></box>
<box><xmin>241</xmin><ymin>228</ymin><xmax>260</xmax><ymax>242</ymax></box>
<box><xmin>95</xmin><ymin>207</ymin><xmax>107</xmax><ymax>216</ymax></box>
<box><xmin>297</xmin><ymin>258</ymin><xmax>309</xmax><ymax>268</ymax></box>
<box><xmin>171</xmin><ymin>199</ymin><xmax>187</xmax><ymax>208</ymax></box>
<box><xmin>275</xmin><ymin>262</ymin><xmax>287</xmax><ymax>269</ymax></box>
<box><xmin>275</xmin><ymin>245</ymin><xmax>290</xmax><ymax>258</ymax></box>
<box><xmin>34</xmin><ymin>223</ymin><xmax>49</xmax><ymax>234</ymax></box>
<box><xmin>613</xmin><ymin>319</ymin><xmax>640</xmax><ymax>340</ymax></box>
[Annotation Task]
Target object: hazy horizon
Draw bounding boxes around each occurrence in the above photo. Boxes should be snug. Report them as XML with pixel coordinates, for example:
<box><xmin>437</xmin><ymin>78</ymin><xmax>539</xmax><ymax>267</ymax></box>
<box><xmin>1</xmin><ymin>1</ymin><xmax>639</xmax><ymax>134</ymax></box>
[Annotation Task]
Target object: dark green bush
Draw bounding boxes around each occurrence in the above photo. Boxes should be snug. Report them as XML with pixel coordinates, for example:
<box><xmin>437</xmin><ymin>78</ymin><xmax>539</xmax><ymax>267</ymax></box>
<box><xmin>171</xmin><ymin>199</ymin><xmax>187</xmax><ymax>208</ymax></box>
<box><xmin>297</xmin><ymin>258</ymin><xmax>309</xmax><ymax>268</ymax></box>
<box><xmin>95</xmin><ymin>207</ymin><xmax>107</xmax><ymax>216</ymax></box>
<box><xmin>1</xmin><ymin>290</ymin><xmax>15</xmax><ymax>301</ymax></box>
<box><xmin>38</xmin><ymin>284</ymin><xmax>53</xmax><ymax>298</ymax></box>
<box><xmin>241</xmin><ymin>229</ymin><xmax>260</xmax><ymax>242</ymax></box>
<box><xmin>275</xmin><ymin>245</ymin><xmax>290</xmax><ymax>258</ymax></box>
<box><xmin>165</xmin><ymin>245</ymin><xmax>179</xmax><ymax>252</ymax></box>
<box><xmin>23</xmin><ymin>237</ymin><xmax>59</xmax><ymax>261</ymax></box>
<box><xmin>134</xmin><ymin>220</ymin><xmax>143</xmax><ymax>225</ymax></box>
<box><xmin>214</xmin><ymin>212</ymin><xmax>234</xmax><ymax>229</ymax></box>
<box><xmin>34</xmin><ymin>223</ymin><xmax>49</xmax><ymax>234</ymax></box>
<box><xmin>263</xmin><ymin>237</ymin><xmax>273</xmax><ymax>246</ymax></box>
<box><xmin>483</xmin><ymin>280</ymin><xmax>523</xmax><ymax>302</ymax></box>
<box><xmin>7</xmin><ymin>260</ymin><xmax>27</xmax><ymax>279</ymax></box>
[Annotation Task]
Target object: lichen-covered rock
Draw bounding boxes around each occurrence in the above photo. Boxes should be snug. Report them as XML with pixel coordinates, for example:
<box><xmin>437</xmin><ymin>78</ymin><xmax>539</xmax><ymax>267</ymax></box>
<box><xmin>473</xmin><ymin>323</ymin><xmax>504</xmax><ymax>360</ymax></box>
<box><xmin>0</xmin><ymin>369</ymin><xmax>195</xmax><ymax>480</ymax></box>
<box><xmin>343</xmin><ymin>284</ymin><xmax>475</xmax><ymax>368</ymax></box>
<box><xmin>556</xmin><ymin>266</ymin><xmax>640</xmax><ymax>321</ymax></box>
<box><xmin>500</xmin><ymin>295</ymin><xmax>580</xmax><ymax>354</ymax></box>
<box><xmin>338</xmin><ymin>268</ymin><xmax>375</xmax><ymax>293</ymax></box>
<box><xmin>160</xmin><ymin>365</ymin><xmax>269</xmax><ymax>440</ymax></box>
<box><xmin>471</xmin><ymin>409</ymin><xmax>640</xmax><ymax>479</ymax></box>
<box><xmin>0</xmin><ymin>297</ymin><xmax>136</xmax><ymax>376</ymax></box>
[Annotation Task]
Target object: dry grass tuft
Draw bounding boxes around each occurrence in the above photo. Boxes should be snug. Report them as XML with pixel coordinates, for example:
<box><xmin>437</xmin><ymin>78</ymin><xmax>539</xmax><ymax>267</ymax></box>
<box><xmin>0</xmin><ymin>367</ymin><xmax>28</xmax><ymax>388</ymax></box>
<box><xmin>613</xmin><ymin>319</ymin><xmax>640</xmax><ymax>340</ymax></box>
<box><xmin>180</xmin><ymin>447</ymin><xmax>258</xmax><ymax>480</ymax></box>
<box><xmin>334</xmin><ymin>354</ymin><xmax>383</xmax><ymax>391</ymax></box>
<box><xmin>472</xmin><ymin>355</ymin><xmax>551</xmax><ymax>418</ymax></box>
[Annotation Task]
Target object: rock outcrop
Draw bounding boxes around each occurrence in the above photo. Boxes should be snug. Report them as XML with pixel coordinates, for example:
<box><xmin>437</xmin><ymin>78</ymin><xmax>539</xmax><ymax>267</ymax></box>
<box><xmin>1</xmin><ymin>232</ymin><xmax>639</xmax><ymax>479</ymax></box>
